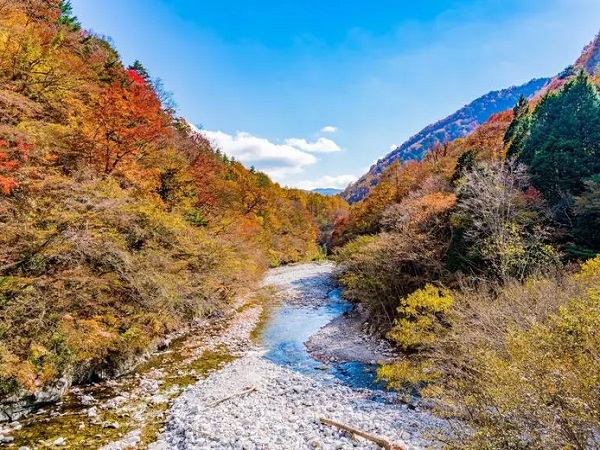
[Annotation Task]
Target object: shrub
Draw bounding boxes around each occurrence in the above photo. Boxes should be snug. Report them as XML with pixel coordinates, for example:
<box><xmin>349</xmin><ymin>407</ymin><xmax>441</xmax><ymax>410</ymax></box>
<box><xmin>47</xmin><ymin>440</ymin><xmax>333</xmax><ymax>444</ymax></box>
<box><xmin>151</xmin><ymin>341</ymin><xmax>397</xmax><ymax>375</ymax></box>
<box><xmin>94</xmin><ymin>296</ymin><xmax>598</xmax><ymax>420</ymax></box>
<box><xmin>387</xmin><ymin>284</ymin><xmax>453</xmax><ymax>352</ymax></box>
<box><xmin>454</xmin><ymin>286</ymin><xmax>600</xmax><ymax>449</ymax></box>
<box><xmin>381</xmin><ymin>256</ymin><xmax>600</xmax><ymax>449</ymax></box>
<box><xmin>452</xmin><ymin>161</ymin><xmax>559</xmax><ymax>280</ymax></box>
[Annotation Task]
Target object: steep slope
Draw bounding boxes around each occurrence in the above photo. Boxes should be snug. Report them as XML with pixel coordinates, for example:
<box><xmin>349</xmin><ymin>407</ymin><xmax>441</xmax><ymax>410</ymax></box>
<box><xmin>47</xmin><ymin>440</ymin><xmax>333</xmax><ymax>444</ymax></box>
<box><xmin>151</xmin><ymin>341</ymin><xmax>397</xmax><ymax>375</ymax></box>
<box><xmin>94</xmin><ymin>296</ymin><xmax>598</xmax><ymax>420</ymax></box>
<box><xmin>342</xmin><ymin>77</ymin><xmax>551</xmax><ymax>203</ymax></box>
<box><xmin>0</xmin><ymin>1</ymin><xmax>347</xmax><ymax>420</ymax></box>
<box><xmin>575</xmin><ymin>31</ymin><xmax>600</xmax><ymax>75</ymax></box>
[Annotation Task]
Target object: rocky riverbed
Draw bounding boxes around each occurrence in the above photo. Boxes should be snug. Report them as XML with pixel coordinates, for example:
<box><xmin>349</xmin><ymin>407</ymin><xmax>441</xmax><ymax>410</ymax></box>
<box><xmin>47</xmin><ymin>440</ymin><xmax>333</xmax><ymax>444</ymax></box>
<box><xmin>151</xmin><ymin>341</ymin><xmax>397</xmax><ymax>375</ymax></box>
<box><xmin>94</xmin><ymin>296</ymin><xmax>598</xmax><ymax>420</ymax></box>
<box><xmin>162</xmin><ymin>352</ymin><xmax>443</xmax><ymax>450</ymax></box>
<box><xmin>155</xmin><ymin>262</ymin><xmax>447</xmax><ymax>450</ymax></box>
<box><xmin>305</xmin><ymin>307</ymin><xmax>396</xmax><ymax>365</ymax></box>
<box><xmin>0</xmin><ymin>297</ymin><xmax>264</xmax><ymax>449</ymax></box>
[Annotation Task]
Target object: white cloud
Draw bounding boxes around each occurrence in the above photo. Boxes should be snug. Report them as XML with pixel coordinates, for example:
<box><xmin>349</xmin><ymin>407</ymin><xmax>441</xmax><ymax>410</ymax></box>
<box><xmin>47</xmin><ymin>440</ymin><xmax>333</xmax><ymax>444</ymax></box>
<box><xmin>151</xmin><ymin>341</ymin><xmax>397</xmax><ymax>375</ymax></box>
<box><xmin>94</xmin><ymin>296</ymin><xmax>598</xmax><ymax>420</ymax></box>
<box><xmin>285</xmin><ymin>137</ymin><xmax>341</xmax><ymax>153</ymax></box>
<box><xmin>202</xmin><ymin>130</ymin><xmax>317</xmax><ymax>179</ymax></box>
<box><xmin>389</xmin><ymin>144</ymin><xmax>397</xmax><ymax>151</ymax></box>
<box><xmin>320</xmin><ymin>125</ymin><xmax>338</xmax><ymax>133</ymax></box>
<box><xmin>291</xmin><ymin>174</ymin><xmax>358</xmax><ymax>191</ymax></box>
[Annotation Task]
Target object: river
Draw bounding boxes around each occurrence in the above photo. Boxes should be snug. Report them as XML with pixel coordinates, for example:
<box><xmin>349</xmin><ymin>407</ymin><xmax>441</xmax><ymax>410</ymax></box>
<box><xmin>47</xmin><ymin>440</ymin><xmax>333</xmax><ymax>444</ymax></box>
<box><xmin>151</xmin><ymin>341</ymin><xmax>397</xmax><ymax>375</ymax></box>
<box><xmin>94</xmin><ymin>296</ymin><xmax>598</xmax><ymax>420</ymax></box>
<box><xmin>1</xmin><ymin>262</ymin><xmax>444</xmax><ymax>449</ymax></box>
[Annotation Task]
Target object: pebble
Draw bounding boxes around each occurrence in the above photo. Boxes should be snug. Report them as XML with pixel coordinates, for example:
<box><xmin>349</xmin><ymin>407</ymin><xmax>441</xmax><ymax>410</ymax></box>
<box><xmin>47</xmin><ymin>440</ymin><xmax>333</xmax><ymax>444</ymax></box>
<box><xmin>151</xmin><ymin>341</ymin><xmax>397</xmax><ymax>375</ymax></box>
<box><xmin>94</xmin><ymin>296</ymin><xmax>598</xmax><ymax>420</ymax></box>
<box><xmin>53</xmin><ymin>437</ymin><xmax>65</xmax><ymax>446</ymax></box>
<box><xmin>147</xmin><ymin>441</ymin><xmax>169</xmax><ymax>450</ymax></box>
<box><xmin>80</xmin><ymin>395</ymin><xmax>95</xmax><ymax>406</ymax></box>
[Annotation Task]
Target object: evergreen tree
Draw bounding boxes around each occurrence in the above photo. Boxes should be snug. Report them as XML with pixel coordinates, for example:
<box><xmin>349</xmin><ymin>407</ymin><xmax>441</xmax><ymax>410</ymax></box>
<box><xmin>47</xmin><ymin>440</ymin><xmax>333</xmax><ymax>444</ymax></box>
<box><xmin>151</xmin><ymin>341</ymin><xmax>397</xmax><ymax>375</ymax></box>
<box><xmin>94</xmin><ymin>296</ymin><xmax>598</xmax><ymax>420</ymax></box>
<box><xmin>128</xmin><ymin>60</ymin><xmax>152</xmax><ymax>84</ymax></box>
<box><xmin>574</xmin><ymin>175</ymin><xmax>600</xmax><ymax>251</ymax></box>
<box><xmin>450</xmin><ymin>149</ymin><xmax>476</xmax><ymax>186</ymax></box>
<box><xmin>59</xmin><ymin>1</ymin><xmax>81</xmax><ymax>31</ymax></box>
<box><xmin>504</xmin><ymin>95</ymin><xmax>531</xmax><ymax>160</ymax></box>
<box><xmin>518</xmin><ymin>72</ymin><xmax>600</xmax><ymax>203</ymax></box>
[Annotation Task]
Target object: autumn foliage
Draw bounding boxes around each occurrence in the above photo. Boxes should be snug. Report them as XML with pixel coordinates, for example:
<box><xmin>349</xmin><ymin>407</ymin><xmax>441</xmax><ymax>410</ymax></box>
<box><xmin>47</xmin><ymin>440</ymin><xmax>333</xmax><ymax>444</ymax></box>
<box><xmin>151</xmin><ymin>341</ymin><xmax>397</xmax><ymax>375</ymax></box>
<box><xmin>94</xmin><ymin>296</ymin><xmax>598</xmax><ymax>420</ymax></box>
<box><xmin>333</xmin><ymin>42</ymin><xmax>600</xmax><ymax>448</ymax></box>
<box><xmin>0</xmin><ymin>139</ymin><xmax>30</xmax><ymax>194</ymax></box>
<box><xmin>0</xmin><ymin>1</ymin><xmax>347</xmax><ymax>402</ymax></box>
<box><xmin>84</xmin><ymin>69</ymin><xmax>170</xmax><ymax>174</ymax></box>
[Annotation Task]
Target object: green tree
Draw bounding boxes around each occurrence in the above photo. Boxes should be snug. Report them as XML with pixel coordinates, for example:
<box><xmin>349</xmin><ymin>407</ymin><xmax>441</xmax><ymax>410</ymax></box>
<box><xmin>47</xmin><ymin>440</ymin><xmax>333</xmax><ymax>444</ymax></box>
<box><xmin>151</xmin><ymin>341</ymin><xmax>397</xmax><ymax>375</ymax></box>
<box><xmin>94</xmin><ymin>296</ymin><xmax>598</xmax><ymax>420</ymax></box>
<box><xmin>128</xmin><ymin>60</ymin><xmax>152</xmax><ymax>84</ymax></box>
<box><xmin>504</xmin><ymin>94</ymin><xmax>531</xmax><ymax>160</ymax></box>
<box><xmin>450</xmin><ymin>148</ymin><xmax>476</xmax><ymax>186</ymax></box>
<box><xmin>59</xmin><ymin>1</ymin><xmax>81</xmax><ymax>31</ymax></box>
<box><xmin>573</xmin><ymin>174</ymin><xmax>600</xmax><ymax>251</ymax></box>
<box><xmin>519</xmin><ymin>72</ymin><xmax>600</xmax><ymax>204</ymax></box>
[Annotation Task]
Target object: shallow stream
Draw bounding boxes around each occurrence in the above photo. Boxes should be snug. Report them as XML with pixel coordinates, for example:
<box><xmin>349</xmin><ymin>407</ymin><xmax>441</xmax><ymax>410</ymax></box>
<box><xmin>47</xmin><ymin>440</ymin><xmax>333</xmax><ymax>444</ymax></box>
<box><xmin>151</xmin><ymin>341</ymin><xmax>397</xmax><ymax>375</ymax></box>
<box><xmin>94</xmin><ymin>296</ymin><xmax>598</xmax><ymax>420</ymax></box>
<box><xmin>260</xmin><ymin>288</ymin><xmax>388</xmax><ymax>391</ymax></box>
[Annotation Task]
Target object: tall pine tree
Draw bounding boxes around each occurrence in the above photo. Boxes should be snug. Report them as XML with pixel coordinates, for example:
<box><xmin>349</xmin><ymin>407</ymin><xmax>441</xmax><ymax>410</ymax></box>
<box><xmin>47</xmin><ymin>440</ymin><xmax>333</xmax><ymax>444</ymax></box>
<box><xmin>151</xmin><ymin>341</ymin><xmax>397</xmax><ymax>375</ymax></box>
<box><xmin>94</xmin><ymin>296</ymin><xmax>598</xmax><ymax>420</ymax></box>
<box><xmin>518</xmin><ymin>72</ymin><xmax>600</xmax><ymax>203</ymax></box>
<box><xmin>504</xmin><ymin>95</ymin><xmax>531</xmax><ymax>160</ymax></box>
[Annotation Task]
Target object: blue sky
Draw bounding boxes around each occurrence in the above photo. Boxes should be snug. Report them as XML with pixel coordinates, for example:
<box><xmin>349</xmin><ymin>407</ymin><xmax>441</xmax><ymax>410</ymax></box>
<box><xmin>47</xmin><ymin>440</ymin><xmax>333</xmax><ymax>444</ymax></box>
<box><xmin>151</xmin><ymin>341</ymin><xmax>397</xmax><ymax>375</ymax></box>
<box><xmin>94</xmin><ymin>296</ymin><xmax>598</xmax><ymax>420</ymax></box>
<box><xmin>71</xmin><ymin>0</ymin><xmax>600</xmax><ymax>189</ymax></box>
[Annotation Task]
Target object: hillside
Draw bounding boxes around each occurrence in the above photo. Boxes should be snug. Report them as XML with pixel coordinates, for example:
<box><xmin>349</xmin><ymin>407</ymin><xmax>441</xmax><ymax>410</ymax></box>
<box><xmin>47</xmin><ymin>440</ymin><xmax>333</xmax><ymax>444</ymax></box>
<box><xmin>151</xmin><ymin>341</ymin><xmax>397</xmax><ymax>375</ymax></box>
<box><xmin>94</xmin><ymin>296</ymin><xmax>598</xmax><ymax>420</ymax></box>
<box><xmin>342</xmin><ymin>77</ymin><xmax>551</xmax><ymax>203</ymax></box>
<box><xmin>343</xmin><ymin>31</ymin><xmax>600</xmax><ymax>205</ymax></box>
<box><xmin>0</xmin><ymin>0</ymin><xmax>347</xmax><ymax>419</ymax></box>
<box><xmin>332</xmin><ymin>29</ymin><xmax>600</xmax><ymax>448</ymax></box>
<box><xmin>575</xmin><ymin>30</ymin><xmax>600</xmax><ymax>74</ymax></box>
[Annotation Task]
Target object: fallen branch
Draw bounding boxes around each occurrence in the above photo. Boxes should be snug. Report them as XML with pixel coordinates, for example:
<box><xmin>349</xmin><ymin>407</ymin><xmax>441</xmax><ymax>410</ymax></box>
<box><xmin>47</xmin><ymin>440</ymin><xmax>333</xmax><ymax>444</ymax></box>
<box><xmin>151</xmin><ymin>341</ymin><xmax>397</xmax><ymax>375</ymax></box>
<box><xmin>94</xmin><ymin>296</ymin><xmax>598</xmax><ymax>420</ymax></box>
<box><xmin>320</xmin><ymin>417</ymin><xmax>408</xmax><ymax>450</ymax></box>
<box><xmin>207</xmin><ymin>386</ymin><xmax>257</xmax><ymax>407</ymax></box>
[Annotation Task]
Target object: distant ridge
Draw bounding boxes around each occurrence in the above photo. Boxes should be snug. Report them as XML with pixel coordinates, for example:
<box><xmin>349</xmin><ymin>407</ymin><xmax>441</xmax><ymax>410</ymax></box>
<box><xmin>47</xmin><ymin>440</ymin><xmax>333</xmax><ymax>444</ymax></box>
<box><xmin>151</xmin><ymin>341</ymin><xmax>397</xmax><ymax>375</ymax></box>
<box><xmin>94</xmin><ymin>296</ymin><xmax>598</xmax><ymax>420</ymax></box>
<box><xmin>342</xmin><ymin>77</ymin><xmax>551</xmax><ymax>203</ymax></box>
<box><xmin>312</xmin><ymin>188</ymin><xmax>342</xmax><ymax>196</ymax></box>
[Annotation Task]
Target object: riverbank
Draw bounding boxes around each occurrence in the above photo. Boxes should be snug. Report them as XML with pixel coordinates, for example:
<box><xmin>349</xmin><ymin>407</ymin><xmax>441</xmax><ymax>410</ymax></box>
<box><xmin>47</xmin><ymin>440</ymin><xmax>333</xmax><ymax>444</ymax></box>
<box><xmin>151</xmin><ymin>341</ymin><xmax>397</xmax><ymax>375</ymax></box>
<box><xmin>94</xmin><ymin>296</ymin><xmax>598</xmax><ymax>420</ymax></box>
<box><xmin>163</xmin><ymin>352</ymin><xmax>442</xmax><ymax>450</ymax></box>
<box><xmin>0</xmin><ymin>291</ymin><xmax>267</xmax><ymax>449</ymax></box>
<box><xmin>2</xmin><ymin>262</ymin><xmax>448</xmax><ymax>449</ymax></box>
<box><xmin>305</xmin><ymin>305</ymin><xmax>396</xmax><ymax>365</ymax></box>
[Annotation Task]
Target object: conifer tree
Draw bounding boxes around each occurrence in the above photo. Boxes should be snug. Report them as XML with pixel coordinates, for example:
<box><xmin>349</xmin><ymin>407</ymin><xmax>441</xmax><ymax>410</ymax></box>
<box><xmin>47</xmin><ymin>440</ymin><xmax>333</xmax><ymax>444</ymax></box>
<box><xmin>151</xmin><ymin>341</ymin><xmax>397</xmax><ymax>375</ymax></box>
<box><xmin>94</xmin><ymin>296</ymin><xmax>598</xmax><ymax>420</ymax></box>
<box><xmin>518</xmin><ymin>72</ymin><xmax>600</xmax><ymax>203</ymax></box>
<box><xmin>504</xmin><ymin>95</ymin><xmax>531</xmax><ymax>160</ymax></box>
<box><xmin>128</xmin><ymin>60</ymin><xmax>152</xmax><ymax>84</ymax></box>
<box><xmin>59</xmin><ymin>0</ymin><xmax>81</xmax><ymax>31</ymax></box>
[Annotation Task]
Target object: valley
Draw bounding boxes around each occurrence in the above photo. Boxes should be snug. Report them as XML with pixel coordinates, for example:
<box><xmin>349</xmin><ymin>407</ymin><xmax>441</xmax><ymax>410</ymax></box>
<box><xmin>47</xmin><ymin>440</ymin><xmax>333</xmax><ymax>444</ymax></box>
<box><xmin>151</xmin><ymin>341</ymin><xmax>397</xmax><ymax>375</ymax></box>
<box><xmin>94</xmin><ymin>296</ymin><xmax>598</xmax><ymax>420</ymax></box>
<box><xmin>2</xmin><ymin>2</ymin><xmax>600</xmax><ymax>449</ymax></box>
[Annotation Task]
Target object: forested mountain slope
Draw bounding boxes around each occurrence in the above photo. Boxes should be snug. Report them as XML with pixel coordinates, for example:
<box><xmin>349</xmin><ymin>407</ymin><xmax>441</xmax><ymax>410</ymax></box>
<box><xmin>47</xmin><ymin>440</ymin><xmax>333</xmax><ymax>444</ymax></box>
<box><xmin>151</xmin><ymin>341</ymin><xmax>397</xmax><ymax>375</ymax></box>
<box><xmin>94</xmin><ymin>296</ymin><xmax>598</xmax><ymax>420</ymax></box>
<box><xmin>0</xmin><ymin>0</ymin><xmax>347</xmax><ymax>418</ymax></box>
<box><xmin>342</xmin><ymin>77</ymin><xmax>550</xmax><ymax>203</ymax></box>
<box><xmin>332</xmin><ymin>30</ymin><xmax>600</xmax><ymax>448</ymax></box>
<box><xmin>343</xmin><ymin>31</ymin><xmax>600</xmax><ymax>205</ymax></box>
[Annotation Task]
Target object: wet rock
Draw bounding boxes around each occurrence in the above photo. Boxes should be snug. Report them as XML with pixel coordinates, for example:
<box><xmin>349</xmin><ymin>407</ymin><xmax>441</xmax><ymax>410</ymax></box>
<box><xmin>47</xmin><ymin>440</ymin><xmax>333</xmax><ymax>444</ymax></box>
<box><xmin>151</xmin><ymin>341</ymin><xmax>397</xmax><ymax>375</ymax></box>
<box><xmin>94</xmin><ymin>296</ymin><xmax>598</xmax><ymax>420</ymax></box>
<box><xmin>103</xmin><ymin>396</ymin><xmax>126</xmax><ymax>409</ymax></box>
<box><xmin>0</xmin><ymin>374</ymin><xmax>73</xmax><ymax>423</ymax></box>
<box><xmin>99</xmin><ymin>429</ymin><xmax>141</xmax><ymax>450</ymax></box>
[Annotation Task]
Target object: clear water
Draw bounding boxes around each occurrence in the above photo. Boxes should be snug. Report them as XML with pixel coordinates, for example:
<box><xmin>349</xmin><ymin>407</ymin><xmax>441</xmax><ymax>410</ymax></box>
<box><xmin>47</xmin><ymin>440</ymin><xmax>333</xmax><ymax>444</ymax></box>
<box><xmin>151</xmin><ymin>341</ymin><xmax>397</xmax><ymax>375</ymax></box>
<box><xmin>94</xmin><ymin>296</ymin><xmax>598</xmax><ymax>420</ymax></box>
<box><xmin>261</xmin><ymin>288</ymin><xmax>388</xmax><ymax>391</ymax></box>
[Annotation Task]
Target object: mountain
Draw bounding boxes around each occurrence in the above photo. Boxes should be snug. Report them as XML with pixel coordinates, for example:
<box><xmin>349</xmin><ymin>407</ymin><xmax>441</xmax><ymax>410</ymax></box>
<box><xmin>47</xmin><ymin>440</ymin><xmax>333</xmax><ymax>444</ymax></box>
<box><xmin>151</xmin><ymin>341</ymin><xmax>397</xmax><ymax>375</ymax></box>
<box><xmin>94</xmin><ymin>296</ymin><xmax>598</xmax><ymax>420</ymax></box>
<box><xmin>575</xmin><ymin>31</ymin><xmax>600</xmax><ymax>74</ymax></box>
<box><xmin>342</xmin><ymin>77</ymin><xmax>551</xmax><ymax>203</ymax></box>
<box><xmin>311</xmin><ymin>188</ymin><xmax>342</xmax><ymax>196</ymax></box>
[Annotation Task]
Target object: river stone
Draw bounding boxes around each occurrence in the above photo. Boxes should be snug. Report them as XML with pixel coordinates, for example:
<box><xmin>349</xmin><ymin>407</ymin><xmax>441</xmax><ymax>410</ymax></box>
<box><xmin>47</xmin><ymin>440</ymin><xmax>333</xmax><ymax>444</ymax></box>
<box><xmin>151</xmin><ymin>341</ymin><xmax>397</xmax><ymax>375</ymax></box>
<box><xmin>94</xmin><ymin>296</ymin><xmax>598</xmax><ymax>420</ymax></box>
<box><xmin>147</xmin><ymin>441</ymin><xmax>169</xmax><ymax>450</ymax></box>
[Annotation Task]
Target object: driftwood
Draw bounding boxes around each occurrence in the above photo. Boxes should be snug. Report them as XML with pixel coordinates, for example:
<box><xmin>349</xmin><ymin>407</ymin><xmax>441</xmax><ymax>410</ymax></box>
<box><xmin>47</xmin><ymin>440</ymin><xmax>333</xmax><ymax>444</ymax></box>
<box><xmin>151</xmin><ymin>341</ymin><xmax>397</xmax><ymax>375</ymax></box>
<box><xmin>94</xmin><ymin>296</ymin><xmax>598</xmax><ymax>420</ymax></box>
<box><xmin>207</xmin><ymin>386</ymin><xmax>257</xmax><ymax>407</ymax></box>
<box><xmin>320</xmin><ymin>417</ymin><xmax>408</xmax><ymax>450</ymax></box>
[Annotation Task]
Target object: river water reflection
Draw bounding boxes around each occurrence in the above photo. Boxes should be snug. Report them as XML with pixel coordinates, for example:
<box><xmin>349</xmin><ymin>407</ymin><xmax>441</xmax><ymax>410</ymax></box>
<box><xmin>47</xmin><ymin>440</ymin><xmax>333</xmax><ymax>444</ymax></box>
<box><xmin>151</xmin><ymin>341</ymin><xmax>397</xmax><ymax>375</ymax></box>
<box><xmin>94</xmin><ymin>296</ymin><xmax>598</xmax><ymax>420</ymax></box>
<box><xmin>260</xmin><ymin>288</ymin><xmax>388</xmax><ymax>391</ymax></box>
